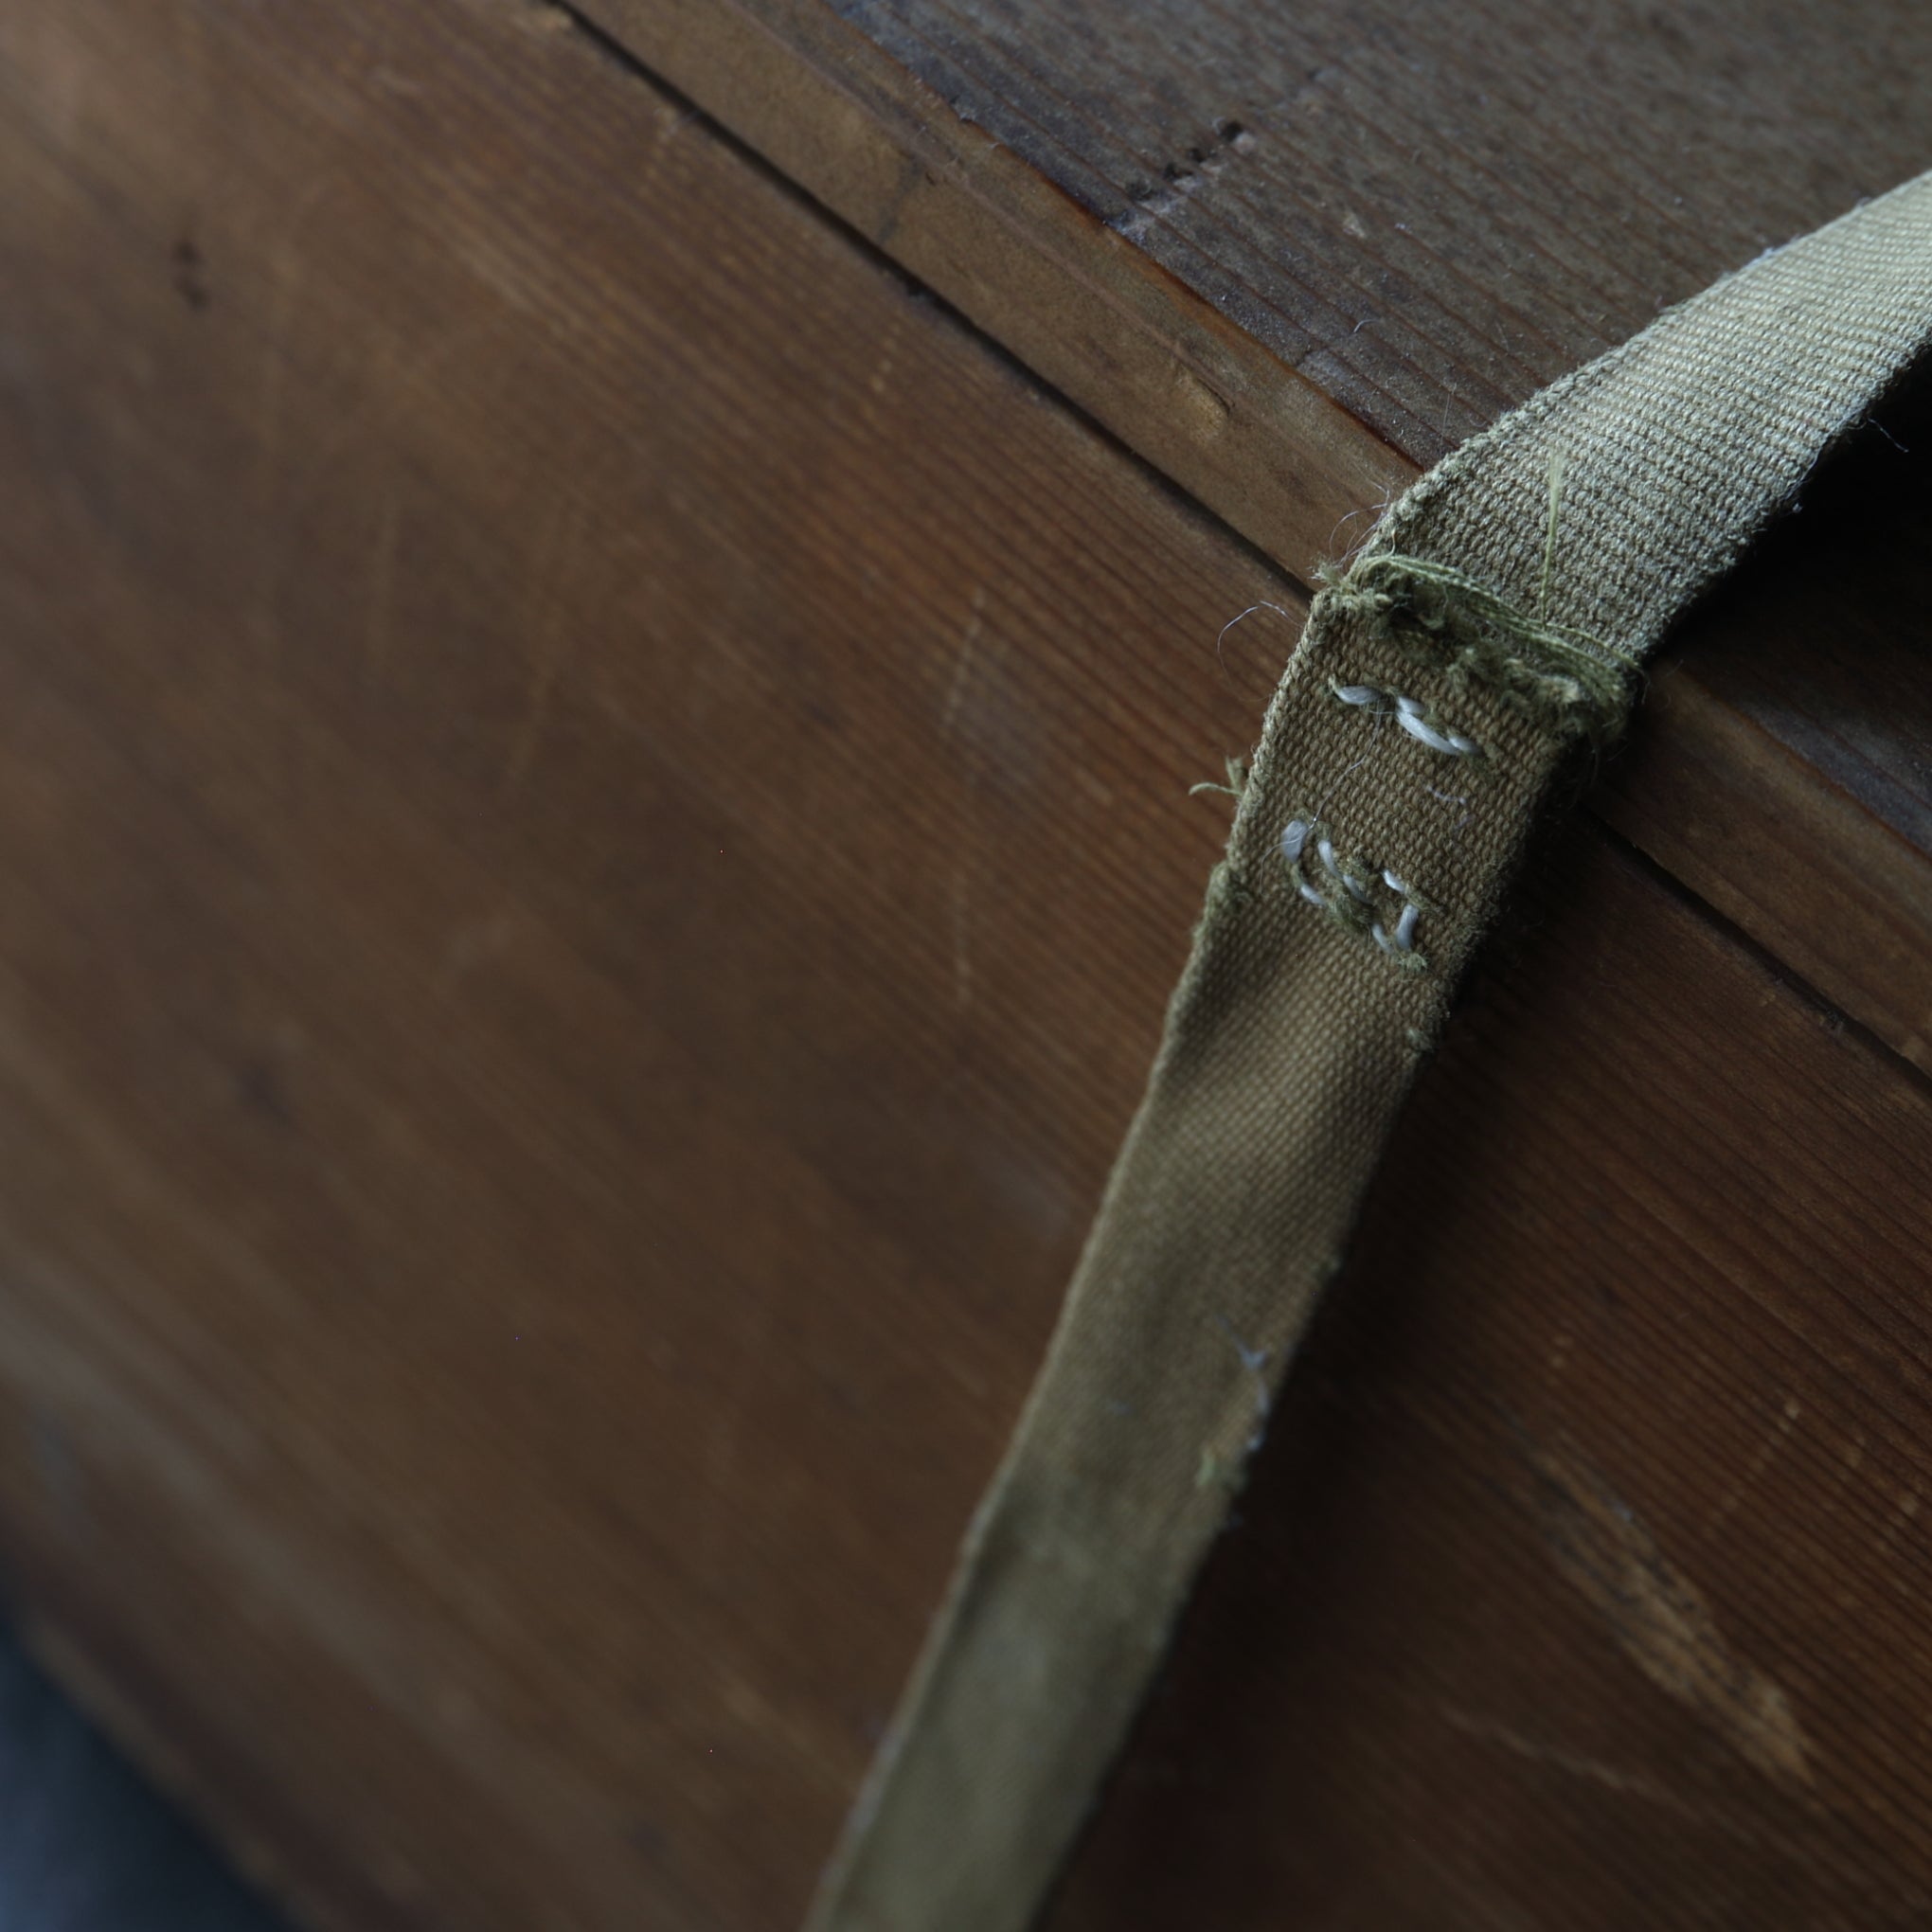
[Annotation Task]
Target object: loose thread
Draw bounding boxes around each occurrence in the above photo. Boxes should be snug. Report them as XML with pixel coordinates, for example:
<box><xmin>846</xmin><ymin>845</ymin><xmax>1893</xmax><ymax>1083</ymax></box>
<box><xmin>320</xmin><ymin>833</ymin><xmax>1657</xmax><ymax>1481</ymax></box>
<box><xmin>1538</xmin><ymin>450</ymin><xmax>1567</xmax><ymax>623</ymax></box>
<box><xmin>1279</xmin><ymin>814</ymin><xmax>1429</xmax><ymax>972</ymax></box>
<box><xmin>1188</xmin><ymin>753</ymin><xmax>1249</xmax><ymax>802</ymax></box>
<box><xmin>1316</xmin><ymin>543</ymin><xmax>1638</xmax><ymax>742</ymax></box>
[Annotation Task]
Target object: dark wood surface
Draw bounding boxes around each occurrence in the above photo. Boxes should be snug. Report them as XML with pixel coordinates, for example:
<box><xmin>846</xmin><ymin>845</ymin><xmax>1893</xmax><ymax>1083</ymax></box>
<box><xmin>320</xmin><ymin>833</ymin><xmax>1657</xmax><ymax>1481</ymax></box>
<box><xmin>576</xmin><ymin>0</ymin><xmax>1415</xmax><ymax>580</ymax></box>
<box><xmin>826</xmin><ymin>0</ymin><xmax>1932</xmax><ymax>467</ymax></box>
<box><xmin>5</xmin><ymin>0</ymin><xmax>1932</xmax><ymax>1928</ymax></box>
<box><xmin>583</xmin><ymin>0</ymin><xmax>1932</xmax><ymax>1072</ymax></box>
<box><xmin>1057</xmin><ymin>824</ymin><xmax>1932</xmax><ymax>1931</ymax></box>
<box><xmin>1</xmin><ymin>2</ymin><xmax>1291</xmax><ymax>1923</ymax></box>
<box><xmin>1599</xmin><ymin>368</ymin><xmax>1932</xmax><ymax>1076</ymax></box>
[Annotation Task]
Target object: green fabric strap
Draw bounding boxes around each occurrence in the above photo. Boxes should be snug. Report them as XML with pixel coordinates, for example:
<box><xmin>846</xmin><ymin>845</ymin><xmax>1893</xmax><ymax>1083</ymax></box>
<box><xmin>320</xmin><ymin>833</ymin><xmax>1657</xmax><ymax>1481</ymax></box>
<box><xmin>810</xmin><ymin>169</ymin><xmax>1932</xmax><ymax>1932</ymax></box>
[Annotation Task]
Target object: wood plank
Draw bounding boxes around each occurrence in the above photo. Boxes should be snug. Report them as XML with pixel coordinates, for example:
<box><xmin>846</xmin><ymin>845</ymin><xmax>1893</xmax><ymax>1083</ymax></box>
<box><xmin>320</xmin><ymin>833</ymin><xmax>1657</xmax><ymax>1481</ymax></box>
<box><xmin>1597</xmin><ymin>370</ymin><xmax>1932</xmax><ymax>1075</ymax></box>
<box><xmin>1054</xmin><ymin>822</ymin><xmax>1932</xmax><ymax>1931</ymax></box>
<box><xmin>0</xmin><ymin>2</ymin><xmax>1300</xmax><ymax>1924</ymax></box>
<box><xmin>9</xmin><ymin>1</ymin><xmax>1932</xmax><ymax>1926</ymax></box>
<box><xmin>586</xmin><ymin>0</ymin><xmax>1932</xmax><ymax>520</ymax></box>
<box><xmin>578</xmin><ymin>0</ymin><xmax>1932</xmax><ymax>1066</ymax></box>
<box><xmin>576</xmin><ymin>0</ymin><xmax>1409</xmax><ymax>583</ymax></box>
<box><xmin>814</xmin><ymin>0</ymin><xmax>1932</xmax><ymax>468</ymax></box>
<box><xmin>547</xmin><ymin>0</ymin><xmax>1411</xmax><ymax>581</ymax></box>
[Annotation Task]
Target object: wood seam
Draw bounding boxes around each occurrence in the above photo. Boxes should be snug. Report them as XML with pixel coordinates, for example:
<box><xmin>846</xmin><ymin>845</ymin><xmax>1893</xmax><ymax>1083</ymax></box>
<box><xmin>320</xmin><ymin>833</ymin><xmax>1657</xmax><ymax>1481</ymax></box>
<box><xmin>556</xmin><ymin>0</ymin><xmax>1932</xmax><ymax>1077</ymax></box>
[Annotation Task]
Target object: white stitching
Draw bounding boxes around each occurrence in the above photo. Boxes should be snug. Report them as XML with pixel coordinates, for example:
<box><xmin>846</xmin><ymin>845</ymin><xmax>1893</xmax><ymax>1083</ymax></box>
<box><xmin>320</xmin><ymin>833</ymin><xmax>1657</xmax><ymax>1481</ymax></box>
<box><xmin>1281</xmin><ymin>816</ymin><xmax>1428</xmax><ymax>971</ymax></box>
<box><xmin>1369</xmin><ymin>899</ymin><xmax>1422</xmax><ymax>957</ymax></box>
<box><xmin>1332</xmin><ymin>680</ymin><xmax>1482</xmax><ymax>758</ymax></box>
<box><xmin>1315</xmin><ymin>835</ymin><xmax>1372</xmax><ymax>903</ymax></box>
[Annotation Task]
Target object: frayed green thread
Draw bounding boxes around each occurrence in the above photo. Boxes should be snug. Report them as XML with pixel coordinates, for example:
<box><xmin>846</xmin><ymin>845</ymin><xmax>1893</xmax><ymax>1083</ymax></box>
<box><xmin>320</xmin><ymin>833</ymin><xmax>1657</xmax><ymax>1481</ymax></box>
<box><xmin>1317</xmin><ymin>541</ymin><xmax>1637</xmax><ymax>744</ymax></box>
<box><xmin>1194</xmin><ymin>1447</ymin><xmax>1247</xmax><ymax>1497</ymax></box>
<box><xmin>1188</xmin><ymin>753</ymin><xmax>1249</xmax><ymax>803</ymax></box>
<box><xmin>1280</xmin><ymin>813</ymin><xmax>1430</xmax><ymax>975</ymax></box>
<box><xmin>1537</xmin><ymin>450</ymin><xmax>1567</xmax><ymax>622</ymax></box>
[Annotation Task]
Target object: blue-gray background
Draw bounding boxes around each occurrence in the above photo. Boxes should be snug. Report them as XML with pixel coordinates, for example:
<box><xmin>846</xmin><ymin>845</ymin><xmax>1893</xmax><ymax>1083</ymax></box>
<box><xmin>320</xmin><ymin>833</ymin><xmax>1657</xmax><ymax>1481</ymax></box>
<box><xmin>0</xmin><ymin>1615</ymin><xmax>288</xmax><ymax>1929</ymax></box>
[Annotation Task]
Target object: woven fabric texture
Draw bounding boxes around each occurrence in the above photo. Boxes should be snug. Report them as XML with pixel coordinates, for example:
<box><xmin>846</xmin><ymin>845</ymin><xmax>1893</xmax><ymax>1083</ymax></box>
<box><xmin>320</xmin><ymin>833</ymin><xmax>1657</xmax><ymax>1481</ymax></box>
<box><xmin>809</xmin><ymin>167</ymin><xmax>1932</xmax><ymax>1932</ymax></box>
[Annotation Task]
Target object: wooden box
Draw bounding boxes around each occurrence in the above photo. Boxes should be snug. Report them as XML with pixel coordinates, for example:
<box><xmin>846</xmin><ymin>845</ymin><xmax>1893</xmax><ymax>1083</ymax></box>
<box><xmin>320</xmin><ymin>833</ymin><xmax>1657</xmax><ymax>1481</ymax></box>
<box><xmin>5</xmin><ymin>2</ymin><xmax>1932</xmax><ymax>1924</ymax></box>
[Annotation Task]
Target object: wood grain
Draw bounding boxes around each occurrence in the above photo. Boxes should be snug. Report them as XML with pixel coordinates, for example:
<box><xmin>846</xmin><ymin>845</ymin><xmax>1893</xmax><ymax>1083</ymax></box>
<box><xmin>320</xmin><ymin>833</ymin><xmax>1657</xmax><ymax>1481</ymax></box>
<box><xmin>820</xmin><ymin>0</ymin><xmax>1932</xmax><ymax>467</ymax></box>
<box><xmin>577</xmin><ymin>0</ymin><xmax>1932</xmax><ymax>1069</ymax></box>
<box><xmin>0</xmin><ymin>2</ymin><xmax>1299</xmax><ymax>1924</ymax></box>
<box><xmin>9</xmin><ymin>0</ymin><xmax>1932</xmax><ymax>1927</ymax></box>
<box><xmin>1054</xmin><ymin>822</ymin><xmax>1932</xmax><ymax>1931</ymax></box>
<box><xmin>555</xmin><ymin>0</ymin><xmax>1411</xmax><ymax>582</ymax></box>
<box><xmin>1599</xmin><ymin>372</ymin><xmax>1932</xmax><ymax>1076</ymax></box>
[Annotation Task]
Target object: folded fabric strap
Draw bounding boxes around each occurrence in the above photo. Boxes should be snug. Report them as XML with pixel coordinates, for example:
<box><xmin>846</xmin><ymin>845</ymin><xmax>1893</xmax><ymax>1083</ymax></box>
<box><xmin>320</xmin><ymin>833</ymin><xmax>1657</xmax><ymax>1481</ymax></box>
<box><xmin>809</xmin><ymin>168</ymin><xmax>1932</xmax><ymax>1932</ymax></box>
